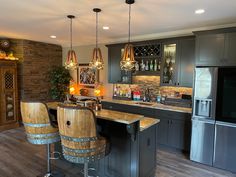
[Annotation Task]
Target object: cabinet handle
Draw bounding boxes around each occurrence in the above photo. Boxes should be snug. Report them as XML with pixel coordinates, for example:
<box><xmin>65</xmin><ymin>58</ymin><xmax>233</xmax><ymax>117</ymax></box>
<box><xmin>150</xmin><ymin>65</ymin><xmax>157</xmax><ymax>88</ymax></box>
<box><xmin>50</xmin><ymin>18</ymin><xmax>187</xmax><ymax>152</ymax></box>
<box><xmin>171</xmin><ymin>120</ymin><xmax>173</xmax><ymax>124</ymax></box>
<box><xmin>168</xmin><ymin>120</ymin><xmax>170</xmax><ymax>124</ymax></box>
<box><xmin>177</xmin><ymin>83</ymin><xmax>179</xmax><ymax>86</ymax></box>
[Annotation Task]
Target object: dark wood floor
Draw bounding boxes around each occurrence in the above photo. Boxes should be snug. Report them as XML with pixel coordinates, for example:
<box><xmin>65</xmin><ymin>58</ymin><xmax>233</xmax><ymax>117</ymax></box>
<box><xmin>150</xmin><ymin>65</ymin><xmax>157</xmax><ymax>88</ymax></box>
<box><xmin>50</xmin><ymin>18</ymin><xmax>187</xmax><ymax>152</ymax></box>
<box><xmin>0</xmin><ymin>127</ymin><xmax>235</xmax><ymax>177</ymax></box>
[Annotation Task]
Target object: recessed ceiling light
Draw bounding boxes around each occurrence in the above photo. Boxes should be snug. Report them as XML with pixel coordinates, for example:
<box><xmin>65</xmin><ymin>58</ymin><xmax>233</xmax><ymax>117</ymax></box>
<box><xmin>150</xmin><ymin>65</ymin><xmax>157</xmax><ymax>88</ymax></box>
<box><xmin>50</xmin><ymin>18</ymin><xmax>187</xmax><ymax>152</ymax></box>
<box><xmin>103</xmin><ymin>26</ymin><xmax>110</xmax><ymax>30</ymax></box>
<box><xmin>50</xmin><ymin>35</ymin><xmax>57</xmax><ymax>39</ymax></box>
<box><xmin>195</xmin><ymin>9</ymin><xmax>205</xmax><ymax>14</ymax></box>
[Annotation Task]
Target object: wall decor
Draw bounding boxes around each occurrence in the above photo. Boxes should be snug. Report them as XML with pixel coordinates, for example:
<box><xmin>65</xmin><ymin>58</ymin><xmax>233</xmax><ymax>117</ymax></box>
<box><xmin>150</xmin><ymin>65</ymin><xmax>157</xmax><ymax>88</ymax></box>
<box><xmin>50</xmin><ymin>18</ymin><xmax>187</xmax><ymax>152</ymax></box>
<box><xmin>78</xmin><ymin>64</ymin><xmax>97</xmax><ymax>87</ymax></box>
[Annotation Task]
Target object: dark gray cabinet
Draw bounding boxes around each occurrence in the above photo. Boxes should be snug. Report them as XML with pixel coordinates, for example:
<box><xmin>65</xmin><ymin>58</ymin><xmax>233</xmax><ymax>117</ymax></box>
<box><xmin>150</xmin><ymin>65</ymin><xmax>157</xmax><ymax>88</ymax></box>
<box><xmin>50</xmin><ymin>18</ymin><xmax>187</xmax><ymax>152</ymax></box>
<box><xmin>178</xmin><ymin>38</ymin><xmax>195</xmax><ymax>87</ymax></box>
<box><xmin>196</xmin><ymin>34</ymin><xmax>225</xmax><ymax>66</ymax></box>
<box><xmin>156</xmin><ymin>109</ymin><xmax>191</xmax><ymax>151</ymax></box>
<box><xmin>195</xmin><ymin>29</ymin><xmax>236</xmax><ymax>66</ymax></box>
<box><xmin>161</xmin><ymin>37</ymin><xmax>195</xmax><ymax>87</ymax></box>
<box><xmin>102</xmin><ymin>101</ymin><xmax>192</xmax><ymax>151</ymax></box>
<box><xmin>107</xmin><ymin>44</ymin><xmax>132</xmax><ymax>84</ymax></box>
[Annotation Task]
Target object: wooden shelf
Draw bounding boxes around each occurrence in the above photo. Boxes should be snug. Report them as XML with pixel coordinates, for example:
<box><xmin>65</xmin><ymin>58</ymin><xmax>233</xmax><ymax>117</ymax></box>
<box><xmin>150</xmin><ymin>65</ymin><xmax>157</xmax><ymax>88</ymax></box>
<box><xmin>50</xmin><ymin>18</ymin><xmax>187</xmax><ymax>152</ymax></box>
<box><xmin>132</xmin><ymin>70</ymin><xmax>160</xmax><ymax>76</ymax></box>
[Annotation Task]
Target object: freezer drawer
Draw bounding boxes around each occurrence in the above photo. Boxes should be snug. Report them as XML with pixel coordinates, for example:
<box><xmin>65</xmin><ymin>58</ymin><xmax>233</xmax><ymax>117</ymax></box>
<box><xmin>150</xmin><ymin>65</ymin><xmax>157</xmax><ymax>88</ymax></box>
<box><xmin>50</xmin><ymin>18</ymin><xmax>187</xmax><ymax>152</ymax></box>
<box><xmin>190</xmin><ymin>119</ymin><xmax>215</xmax><ymax>166</ymax></box>
<box><xmin>214</xmin><ymin>122</ymin><xmax>236</xmax><ymax>173</ymax></box>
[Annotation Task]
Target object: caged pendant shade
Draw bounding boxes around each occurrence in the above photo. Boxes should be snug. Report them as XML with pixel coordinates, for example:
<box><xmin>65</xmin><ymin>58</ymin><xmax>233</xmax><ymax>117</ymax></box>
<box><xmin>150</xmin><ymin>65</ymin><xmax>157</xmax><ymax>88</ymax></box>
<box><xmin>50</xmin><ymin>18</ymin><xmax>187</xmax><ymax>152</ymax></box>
<box><xmin>89</xmin><ymin>8</ymin><xmax>104</xmax><ymax>70</ymax></box>
<box><xmin>120</xmin><ymin>0</ymin><xmax>136</xmax><ymax>71</ymax></box>
<box><xmin>65</xmin><ymin>15</ymin><xmax>78</xmax><ymax>70</ymax></box>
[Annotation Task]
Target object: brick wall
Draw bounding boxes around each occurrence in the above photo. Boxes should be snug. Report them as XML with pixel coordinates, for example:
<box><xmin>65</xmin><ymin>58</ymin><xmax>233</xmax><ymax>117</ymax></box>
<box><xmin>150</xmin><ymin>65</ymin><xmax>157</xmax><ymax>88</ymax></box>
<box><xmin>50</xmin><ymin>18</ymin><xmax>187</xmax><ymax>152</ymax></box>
<box><xmin>9</xmin><ymin>39</ymin><xmax>62</xmax><ymax>101</ymax></box>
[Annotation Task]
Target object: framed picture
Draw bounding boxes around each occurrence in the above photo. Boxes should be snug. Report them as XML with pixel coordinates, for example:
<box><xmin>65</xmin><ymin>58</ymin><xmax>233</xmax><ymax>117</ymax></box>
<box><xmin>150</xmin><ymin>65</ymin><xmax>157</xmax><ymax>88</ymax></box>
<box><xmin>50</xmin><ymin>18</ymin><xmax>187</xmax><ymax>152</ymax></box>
<box><xmin>78</xmin><ymin>64</ymin><xmax>98</xmax><ymax>87</ymax></box>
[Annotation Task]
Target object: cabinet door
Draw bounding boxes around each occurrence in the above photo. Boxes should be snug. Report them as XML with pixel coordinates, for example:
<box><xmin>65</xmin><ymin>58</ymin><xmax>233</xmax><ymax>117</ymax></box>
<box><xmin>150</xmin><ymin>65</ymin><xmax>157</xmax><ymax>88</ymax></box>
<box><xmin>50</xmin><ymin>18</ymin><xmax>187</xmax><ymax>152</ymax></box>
<box><xmin>178</xmin><ymin>38</ymin><xmax>195</xmax><ymax>87</ymax></box>
<box><xmin>161</xmin><ymin>41</ymin><xmax>179</xmax><ymax>86</ymax></box>
<box><xmin>156</xmin><ymin>118</ymin><xmax>168</xmax><ymax>146</ymax></box>
<box><xmin>108</xmin><ymin>46</ymin><xmax>122</xmax><ymax>83</ymax></box>
<box><xmin>108</xmin><ymin>45</ymin><xmax>132</xmax><ymax>84</ymax></box>
<box><xmin>1</xmin><ymin>68</ymin><xmax>17</xmax><ymax>125</ymax></box>
<box><xmin>196</xmin><ymin>34</ymin><xmax>225</xmax><ymax>66</ymax></box>
<box><xmin>225</xmin><ymin>32</ymin><xmax>236</xmax><ymax>65</ymax></box>
<box><xmin>168</xmin><ymin>119</ymin><xmax>191</xmax><ymax>151</ymax></box>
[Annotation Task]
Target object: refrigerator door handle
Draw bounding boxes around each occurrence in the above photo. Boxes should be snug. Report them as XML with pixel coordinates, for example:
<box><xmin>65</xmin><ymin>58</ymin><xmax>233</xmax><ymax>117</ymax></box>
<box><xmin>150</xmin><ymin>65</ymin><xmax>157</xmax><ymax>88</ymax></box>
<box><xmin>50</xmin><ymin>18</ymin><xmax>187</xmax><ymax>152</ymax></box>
<box><xmin>216</xmin><ymin>121</ymin><xmax>236</xmax><ymax>128</ymax></box>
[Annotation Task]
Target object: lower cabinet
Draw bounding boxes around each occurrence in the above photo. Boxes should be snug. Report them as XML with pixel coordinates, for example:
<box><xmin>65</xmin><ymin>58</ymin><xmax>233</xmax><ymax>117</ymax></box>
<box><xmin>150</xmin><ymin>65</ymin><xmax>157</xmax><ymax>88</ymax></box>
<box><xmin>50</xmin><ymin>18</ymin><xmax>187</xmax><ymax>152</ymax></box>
<box><xmin>157</xmin><ymin>118</ymin><xmax>191</xmax><ymax>151</ymax></box>
<box><xmin>102</xmin><ymin>101</ymin><xmax>192</xmax><ymax>152</ymax></box>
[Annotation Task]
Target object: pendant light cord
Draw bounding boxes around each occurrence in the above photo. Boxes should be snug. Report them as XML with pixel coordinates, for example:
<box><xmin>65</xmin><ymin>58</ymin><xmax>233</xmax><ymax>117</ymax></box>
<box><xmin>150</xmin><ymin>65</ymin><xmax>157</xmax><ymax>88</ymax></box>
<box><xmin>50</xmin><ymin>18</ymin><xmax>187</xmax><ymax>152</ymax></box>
<box><xmin>128</xmin><ymin>4</ymin><xmax>131</xmax><ymax>44</ymax></box>
<box><xmin>96</xmin><ymin>11</ymin><xmax>98</xmax><ymax>51</ymax></box>
<box><xmin>70</xmin><ymin>17</ymin><xmax>73</xmax><ymax>50</ymax></box>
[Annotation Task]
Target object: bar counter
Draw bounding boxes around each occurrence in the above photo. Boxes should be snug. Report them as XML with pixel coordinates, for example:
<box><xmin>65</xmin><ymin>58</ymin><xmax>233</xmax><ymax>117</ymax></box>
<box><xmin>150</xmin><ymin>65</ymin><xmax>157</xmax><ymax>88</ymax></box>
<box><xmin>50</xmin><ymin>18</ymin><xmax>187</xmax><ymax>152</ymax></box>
<box><xmin>47</xmin><ymin>102</ymin><xmax>159</xmax><ymax>177</ymax></box>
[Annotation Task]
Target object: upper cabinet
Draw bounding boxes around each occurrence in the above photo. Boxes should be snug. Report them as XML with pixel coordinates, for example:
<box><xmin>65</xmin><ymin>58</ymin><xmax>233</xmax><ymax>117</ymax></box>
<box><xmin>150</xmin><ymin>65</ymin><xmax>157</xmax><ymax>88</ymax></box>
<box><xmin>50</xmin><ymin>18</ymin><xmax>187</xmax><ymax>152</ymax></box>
<box><xmin>107</xmin><ymin>36</ymin><xmax>195</xmax><ymax>87</ymax></box>
<box><xmin>107</xmin><ymin>44</ymin><xmax>132</xmax><ymax>84</ymax></box>
<box><xmin>161</xmin><ymin>37</ymin><xmax>195</xmax><ymax>87</ymax></box>
<box><xmin>195</xmin><ymin>28</ymin><xmax>236</xmax><ymax>66</ymax></box>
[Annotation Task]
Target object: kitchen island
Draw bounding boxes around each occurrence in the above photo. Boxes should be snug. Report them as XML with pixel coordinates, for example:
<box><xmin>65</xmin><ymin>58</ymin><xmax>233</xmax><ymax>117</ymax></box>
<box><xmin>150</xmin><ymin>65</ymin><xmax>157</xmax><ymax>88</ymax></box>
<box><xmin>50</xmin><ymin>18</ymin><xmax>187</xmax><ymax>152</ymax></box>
<box><xmin>47</xmin><ymin>102</ymin><xmax>159</xmax><ymax>177</ymax></box>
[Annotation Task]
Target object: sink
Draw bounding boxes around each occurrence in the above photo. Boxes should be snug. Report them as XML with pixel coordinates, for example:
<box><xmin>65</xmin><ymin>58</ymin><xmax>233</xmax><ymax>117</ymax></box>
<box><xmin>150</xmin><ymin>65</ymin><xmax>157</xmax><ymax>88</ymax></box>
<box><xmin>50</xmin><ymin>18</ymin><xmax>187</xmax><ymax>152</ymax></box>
<box><xmin>135</xmin><ymin>102</ymin><xmax>154</xmax><ymax>106</ymax></box>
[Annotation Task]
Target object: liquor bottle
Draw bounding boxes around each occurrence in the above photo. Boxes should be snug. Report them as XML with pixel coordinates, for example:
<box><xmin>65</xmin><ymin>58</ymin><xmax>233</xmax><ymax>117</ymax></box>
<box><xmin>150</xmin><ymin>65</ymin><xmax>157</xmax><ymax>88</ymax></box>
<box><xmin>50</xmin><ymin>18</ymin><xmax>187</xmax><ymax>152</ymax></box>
<box><xmin>141</xmin><ymin>60</ymin><xmax>145</xmax><ymax>71</ymax></box>
<box><xmin>158</xmin><ymin>61</ymin><xmax>161</xmax><ymax>71</ymax></box>
<box><xmin>135</xmin><ymin>62</ymin><xmax>139</xmax><ymax>71</ymax></box>
<box><xmin>114</xmin><ymin>85</ymin><xmax>117</xmax><ymax>96</ymax></box>
<box><xmin>150</xmin><ymin>60</ymin><xmax>153</xmax><ymax>71</ymax></box>
<box><xmin>145</xmin><ymin>60</ymin><xmax>149</xmax><ymax>71</ymax></box>
<box><xmin>154</xmin><ymin>59</ymin><xmax>157</xmax><ymax>71</ymax></box>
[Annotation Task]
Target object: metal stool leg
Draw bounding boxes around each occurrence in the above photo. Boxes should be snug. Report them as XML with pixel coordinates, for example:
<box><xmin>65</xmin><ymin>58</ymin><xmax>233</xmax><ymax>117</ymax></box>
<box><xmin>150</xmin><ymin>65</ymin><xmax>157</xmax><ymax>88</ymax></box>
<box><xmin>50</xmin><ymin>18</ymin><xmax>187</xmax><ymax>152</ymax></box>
<box><xmin>42</xmin><ymin>144</ymin><xmax>65</xmax><ymax>177</ymax></box>
<box><xmin>84</xmin><ymin>162</ymin><xmax>88</xmax><ymax>177</ymax></box>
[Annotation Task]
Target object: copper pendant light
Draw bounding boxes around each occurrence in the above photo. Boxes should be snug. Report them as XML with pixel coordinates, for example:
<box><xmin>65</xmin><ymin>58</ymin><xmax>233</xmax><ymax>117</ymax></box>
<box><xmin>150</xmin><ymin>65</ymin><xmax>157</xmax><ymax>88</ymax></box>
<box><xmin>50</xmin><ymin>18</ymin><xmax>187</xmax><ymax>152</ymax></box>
<box><xmin>89</xmin><ymin>8</ymin><xmax>104</xmax><ymax>70</ymax></box>
<box><xmin>120</xmin><ymin>0</ymin><xmax>136</xmax><ymax>71</ymax></box>
<box><xmin>65</xmin><ymin>15</ymin><xmax>78</xmax><ymax>70</ymax></box>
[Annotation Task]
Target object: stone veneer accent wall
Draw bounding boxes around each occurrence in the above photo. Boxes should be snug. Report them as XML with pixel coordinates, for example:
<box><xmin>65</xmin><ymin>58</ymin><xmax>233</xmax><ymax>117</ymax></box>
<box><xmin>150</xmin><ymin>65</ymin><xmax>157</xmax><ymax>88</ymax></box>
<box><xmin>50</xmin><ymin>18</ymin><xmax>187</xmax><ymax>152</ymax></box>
<box><xmin>9</xmin><ymin>39</ymin><xmax>62</xmax><ymax>101</ymax></box>
<box><xmin>114</xmin><ymin>76</ymin><xmax>192</xmax><ymax>101</ymax></box>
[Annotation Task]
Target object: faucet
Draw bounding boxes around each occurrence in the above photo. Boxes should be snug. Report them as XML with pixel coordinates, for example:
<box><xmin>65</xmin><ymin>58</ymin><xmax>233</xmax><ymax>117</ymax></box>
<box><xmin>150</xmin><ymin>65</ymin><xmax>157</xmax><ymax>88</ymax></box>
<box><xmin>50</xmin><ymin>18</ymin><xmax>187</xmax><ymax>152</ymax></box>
<box><xmin>143</xmin><ymin>88</ymin><xmax>151</xmax><ymax>102</ymax></box>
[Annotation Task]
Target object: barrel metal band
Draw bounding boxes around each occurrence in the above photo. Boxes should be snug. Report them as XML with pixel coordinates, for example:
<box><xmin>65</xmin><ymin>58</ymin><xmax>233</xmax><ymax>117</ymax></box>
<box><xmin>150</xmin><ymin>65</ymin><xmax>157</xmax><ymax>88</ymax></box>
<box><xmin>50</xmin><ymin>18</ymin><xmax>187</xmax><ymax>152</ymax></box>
<box><xmin>62</xmin><ymin>144</ymin><xmax>106</xmax><ymax>154</ymax></box>
<box><xmin>27</xmin><ymin>132</ymin><xmax>59</xmax><ymax>138</ymax></box>
<box><xmin>24</xmin><ymin>122</ymin><xmax>51</xmax><ymax>127</ymax></box>
<box><xmin>63</xmin><ymin>152</ymin><xmax>106</xmax><ymax>163</ymax></box>
<box><xmin>60</xmin><ymin>135</ymin><xmax>97</xmax><ymax>142</ymax></box>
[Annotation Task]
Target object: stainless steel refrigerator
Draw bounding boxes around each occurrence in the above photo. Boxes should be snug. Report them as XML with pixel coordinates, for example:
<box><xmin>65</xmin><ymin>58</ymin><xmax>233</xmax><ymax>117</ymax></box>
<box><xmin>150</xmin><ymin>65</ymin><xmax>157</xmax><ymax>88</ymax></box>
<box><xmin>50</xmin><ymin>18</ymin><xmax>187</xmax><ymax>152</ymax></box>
<box><xmin>190</xmin><ymin>67</ymin><xmax>217</xmax><ymax>166</ymax></box>
<box><xmin>190</xmin><ymin>67</ymin><xmax>236</xmax><ymax>173</ymax></box>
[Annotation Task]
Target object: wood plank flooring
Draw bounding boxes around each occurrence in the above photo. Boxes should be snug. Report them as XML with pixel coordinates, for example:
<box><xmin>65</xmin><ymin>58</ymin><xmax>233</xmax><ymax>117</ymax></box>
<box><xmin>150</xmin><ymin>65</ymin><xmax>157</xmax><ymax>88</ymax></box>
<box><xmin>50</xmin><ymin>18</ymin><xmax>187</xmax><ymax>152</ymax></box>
<box><xmin>0</xmin><ymin>127</ymin><xmax>235</xmax><ymax>177</ymax></box>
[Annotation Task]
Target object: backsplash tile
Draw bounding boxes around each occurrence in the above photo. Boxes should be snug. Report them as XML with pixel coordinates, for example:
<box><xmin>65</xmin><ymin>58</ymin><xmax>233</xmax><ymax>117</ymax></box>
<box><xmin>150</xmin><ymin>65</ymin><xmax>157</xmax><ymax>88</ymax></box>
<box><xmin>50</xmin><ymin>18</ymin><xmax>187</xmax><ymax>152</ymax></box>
<box><xmin>113</xmin><ymin>76</ymin><xmax>192</xmax><ymax>101</ymax></box>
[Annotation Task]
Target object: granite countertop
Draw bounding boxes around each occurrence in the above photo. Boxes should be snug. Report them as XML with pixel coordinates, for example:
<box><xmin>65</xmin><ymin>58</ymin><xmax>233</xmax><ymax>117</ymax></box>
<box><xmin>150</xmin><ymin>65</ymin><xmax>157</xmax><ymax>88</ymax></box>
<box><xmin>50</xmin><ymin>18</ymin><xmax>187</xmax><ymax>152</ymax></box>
<box><xmin>46</xmin><ymin>102</ymin><xmax>144</xmax><ymax>125</ymax></box>
<box><xmin>102</xmin><ymin>98</ymin><xmax>192</xmax><ymax>114</ymax></box>
<box><xmin>140</xmin><ymin>117</ymin><xmax>160</xmax><ymax>131</ymax></box>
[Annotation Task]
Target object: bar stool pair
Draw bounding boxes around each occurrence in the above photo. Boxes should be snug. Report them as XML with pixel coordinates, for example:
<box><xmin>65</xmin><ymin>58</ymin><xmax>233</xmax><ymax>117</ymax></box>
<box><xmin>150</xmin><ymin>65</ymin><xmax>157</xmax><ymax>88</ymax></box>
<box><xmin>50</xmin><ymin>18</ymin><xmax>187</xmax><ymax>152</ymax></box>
<box><xmin>20</xmin><ymin>101</ymin><xmax>109</xmax><ymax>177</ymax></box>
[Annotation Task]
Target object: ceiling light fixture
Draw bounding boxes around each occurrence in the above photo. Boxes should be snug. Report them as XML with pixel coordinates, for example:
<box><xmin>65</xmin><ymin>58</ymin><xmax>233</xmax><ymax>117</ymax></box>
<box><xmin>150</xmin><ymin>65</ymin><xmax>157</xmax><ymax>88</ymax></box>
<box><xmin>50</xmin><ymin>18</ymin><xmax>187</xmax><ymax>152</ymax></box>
<box><xmin>89</xmin><ymin>8</ymin><xmax>104</xmax><ymax>70</ymax></box>
<box><xmin>120</xmin><ymin>0</ymin><xmax>136</xmax><ymax>71</ymax></box>
<box><xmin>103</xmin><ymin>26</ymin><xmax>110</xmax><ymax>30</ymax></box>
<box><xmin>50</xmin><ymin>35</ymin><xmax>57</xmax><ymax>39</ymax></box>
<box><xmin>64</xmin><ymin>15</ymin><xmax>78</xmax><ymax>70</ymax></box>
<box><xmin>195</xmin><ymin>9</ymin><xmax>205</xmax><ymax>14</ymax></box>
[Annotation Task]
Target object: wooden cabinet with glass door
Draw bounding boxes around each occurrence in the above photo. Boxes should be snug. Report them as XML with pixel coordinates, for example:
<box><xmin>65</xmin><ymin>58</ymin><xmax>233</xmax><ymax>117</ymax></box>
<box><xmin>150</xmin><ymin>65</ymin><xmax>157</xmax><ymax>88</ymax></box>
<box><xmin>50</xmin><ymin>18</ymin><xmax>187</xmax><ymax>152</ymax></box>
<box><xmin>0</xmin><ymin>60</ymin><xmax>19</xmax><ymax>131</ymax></box>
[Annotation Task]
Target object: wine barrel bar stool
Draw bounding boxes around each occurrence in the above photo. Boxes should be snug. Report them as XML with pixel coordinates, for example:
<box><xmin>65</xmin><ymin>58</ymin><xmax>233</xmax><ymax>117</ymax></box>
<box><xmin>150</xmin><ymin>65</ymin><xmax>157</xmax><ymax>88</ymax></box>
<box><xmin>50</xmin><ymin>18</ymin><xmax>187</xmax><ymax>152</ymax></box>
<box><xmin>20</xmin><ymin>101</ymin><xmax>64</xmax><ymax>177</ymax></box>
<box><xmin>57</xmin><ymin>105</ymin><xmax>109</xmax><ymax>177</ymax></box>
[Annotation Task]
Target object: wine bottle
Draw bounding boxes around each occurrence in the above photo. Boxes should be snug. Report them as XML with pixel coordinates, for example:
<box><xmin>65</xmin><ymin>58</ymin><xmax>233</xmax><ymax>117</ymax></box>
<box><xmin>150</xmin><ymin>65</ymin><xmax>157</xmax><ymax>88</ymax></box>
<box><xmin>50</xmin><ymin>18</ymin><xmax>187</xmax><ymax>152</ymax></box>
<box><xmin>135</xmin><ymin>62</ymin><xmax>139</xmax><ymax>71</ymax></box>
<box><xmin>141</xmin><ymin>60</ymin><xmax>145</xmax><ymax>71</ymax></box>
<box><xmin>158</xmin><ymin>61</ymin><xmax>161</xmax><ymax>71</ymax></box>
<box><xmin>145</xmin><ymin>60</ymin><xmax>149</xmax><ymax>71</ymax></box>
<box><xmin>154</xmin><ymin>60</ymin><xmax>157</xmax><ymax>71</ymax></box>
<box><xmin>150</xmin><ymin>60</ymin><xmax>153</xmax><ymax>71</ymax></box>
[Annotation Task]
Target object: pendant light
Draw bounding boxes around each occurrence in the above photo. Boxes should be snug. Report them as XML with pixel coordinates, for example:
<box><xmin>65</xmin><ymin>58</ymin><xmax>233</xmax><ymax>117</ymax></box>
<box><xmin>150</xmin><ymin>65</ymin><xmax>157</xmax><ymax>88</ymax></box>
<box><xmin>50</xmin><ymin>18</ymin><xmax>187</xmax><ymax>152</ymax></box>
<box><xmin>65</xmin><ymin>15</ymin><xmax>78</xmax><ymax>70</ymax></box>
<box><xmin>89</xmin><ymin>8</ymin><xmax>104</xmax><ymax>70</ymax></box>
<box><xmin>120</xmin><ymin>0</ymin><xmax>136</xmax><ymax>71</ymax></box>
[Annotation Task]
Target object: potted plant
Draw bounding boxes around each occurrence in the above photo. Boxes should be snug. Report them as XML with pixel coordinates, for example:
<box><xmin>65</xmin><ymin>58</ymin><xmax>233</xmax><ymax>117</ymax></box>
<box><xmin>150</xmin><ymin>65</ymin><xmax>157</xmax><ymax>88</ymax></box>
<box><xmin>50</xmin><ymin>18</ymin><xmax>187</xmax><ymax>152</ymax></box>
<box><xmin>48</xmin><ymin>66</ymin><xmax>72</xmax><ymax>101</ymax></box>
